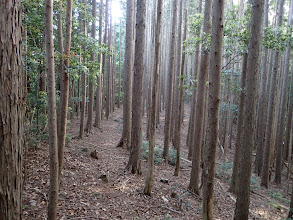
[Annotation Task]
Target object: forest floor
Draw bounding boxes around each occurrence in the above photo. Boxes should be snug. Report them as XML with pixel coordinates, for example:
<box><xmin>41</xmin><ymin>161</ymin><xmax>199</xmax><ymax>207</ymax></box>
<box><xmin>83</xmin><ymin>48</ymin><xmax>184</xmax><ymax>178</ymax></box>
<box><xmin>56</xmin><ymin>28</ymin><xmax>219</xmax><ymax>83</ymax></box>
<box><xmin>23</xmin><ymin>105</ymin><xmax>291</xmax><ymax>220</ymax></box>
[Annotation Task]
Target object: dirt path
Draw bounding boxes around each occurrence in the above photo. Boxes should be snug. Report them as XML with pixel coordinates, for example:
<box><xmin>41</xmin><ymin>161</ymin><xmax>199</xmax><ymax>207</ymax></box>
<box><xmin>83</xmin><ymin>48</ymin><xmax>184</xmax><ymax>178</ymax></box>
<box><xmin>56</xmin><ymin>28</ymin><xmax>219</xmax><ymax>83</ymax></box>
<box><xmin>23</xmin><ymin>107</ymin><xmax>289</xmax><ymax>219</ymax></box>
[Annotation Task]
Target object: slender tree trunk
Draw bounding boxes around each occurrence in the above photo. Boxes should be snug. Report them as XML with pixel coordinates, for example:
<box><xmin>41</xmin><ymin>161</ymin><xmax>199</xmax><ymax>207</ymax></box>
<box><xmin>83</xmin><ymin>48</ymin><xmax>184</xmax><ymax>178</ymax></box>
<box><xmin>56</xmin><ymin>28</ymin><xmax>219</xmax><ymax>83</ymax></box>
<box><xmin>127</xmin><ymin>0</ymin><xmax>146</xmax><ymax>174</ymax></box>
<box><xmin>58</xmin><ymin>0</ymin><xmax>73</xmax><ymax>184</ymax></box>
<box><xmin>0</xmin><ymin>0</ymin><xmax>24</xmax><ymax>218</ymax></box>
<box><xmin>163</xmin><ymin>0</ymin><xmax>178</xmax><ymax>159</ymax></box>
<box><xmin>229</xmin><ymin>53</ymin><xmax>248</xmax><ymax>194</ymax></box>
<box><xmin>261</xmin><ymin>0</ymin><xmax>285</xmax><ymax>188</ymax></box>
<box><xmin>45</xmin><ymin>0</ymin><xmax>59</xmax><ymax>218</ymax></box>
<box><xmin>275</xmin><ymin>0</ymin><xmax>293</xmax><ymax>183</ymax></box>
<box><xmin>188</xmin><ymin>0</ymin><xmax>212</xmax><ymax>194</ymax></box>
<box><xmin>144</xmin><ymin>0</ymin><xmax>163</xmax><ymax>195</ymax></box>
<box><xmin>255</xmin><ymin>0</ymin><xmax>269</xmax><ymax>175</ymax></box>
<box><xmin>234</xmin><ymin>0</ymin><xmax>264</xmax><ymax>218</ymax></box>
<box><xmin>118</xmin><ymin>20</ymin><xmax>122</xmax><ymax>108</ymax></box>
<box><xmin>116</xmin><ymin>0</ymin><xmax>135</xmax><ymax>149</ymax></box>
<box><xmin>94</xmin><ymin>0</ymin><xmax>103</xmax><ymax>128</ymax></box>
<box><xmin>174</xmin><ymin>5</ymin><xmax>187</xmax><ymax>177</ymax></box>
<box><xmin>202</xmin><ymin>0</ymin><xmax>224</xmax><ymax>218</ymax></box>
<box><xmin>79</xmin><ymin>0</ymin><xmax>88</xmax><ymax>139</ymax></box>
<box><xmin>86</xmin><ymin>0</ymin><xmax>97</xmax><ymax>133</ymax></box>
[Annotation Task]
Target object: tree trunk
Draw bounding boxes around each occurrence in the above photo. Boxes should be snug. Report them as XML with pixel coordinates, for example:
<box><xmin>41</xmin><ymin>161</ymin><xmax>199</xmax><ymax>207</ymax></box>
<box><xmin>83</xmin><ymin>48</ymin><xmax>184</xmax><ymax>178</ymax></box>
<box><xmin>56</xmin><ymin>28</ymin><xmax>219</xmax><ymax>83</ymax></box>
<box><xmin>0</xmin><ymin>0</ymin><xmax>24</xmax><ymax>219</ymax></box>
<box><xmin>144</xmin><ymin>0</ymin><xmax>163</xmax><ymax>195</ymax></box>
<box><xmin>229</xmin><ymin>53</ymin><xmax>248</xmax><ymax>194</ymax></box>
<box><xmin>116</xmin><ymin>0</ymin><xmax>135</xmax><ymax>149</ymax></box>
<box><xmin>94</xmin><ymin>0</ymin><xmax>104</xmax><ymax>128</ymax></box>
<box><xmin>79</xmin><ymin>0</ymin><xmax>88</xmax><ymax>139</ymax></box>
<box><xmin>275</xmin><ymin>0</ymin><xmax>293</xmax><ymax>183</ymax></box>
<box><xmin>118</xmin><ymin>20</ymin><xmax>122</xmax><ymax>108</ymax></box>
<box><xmin>234</xmin><ymin>0</ymin><xmax>264</xmax><ymax>218</ymax></box>
<box><xmin>163</xmin><ymin>0</ymin><xmax>178</xmax><ymax>159</ymax></box>
<box><xmin>261</xmin><ymin>0</ymin><xmax>285</xmax><ymax>188</ymax></box>
<box><xmin>127</xmin><ymin>0</ymin><xmax>146</xmax><ymax>174</ymax></box>
<box><xmin>254</xmin><ymin>0</ymin><xmax>269</xmax><ymax>175</ymax></box>
<box><xmin>174</xmin><ymin>5</ymin><xmax>187</xmax><ymax>177</ymax></box>
<box><xmin>58</xmin><ymin>0</ymin><xmax>73</xmax><ymax>185</ymax></box>
<box><xmin>188</xmin><ymin>0</ymin><xmax>212</xmax><ymax>195</ymax></box>
<box><xmin>44</xmin><ymin>0</ymin><xmax>59</xmax><ymax>218</ymax></box>
<box><xmin>202</xmin><ymin>0</ymin><xmax>224</xmax><ymax>218</ymax></box>
<box><xmin>86</xmin><ymin>0</ymin><xmax>97</xmax><ymax>133</ymax></box>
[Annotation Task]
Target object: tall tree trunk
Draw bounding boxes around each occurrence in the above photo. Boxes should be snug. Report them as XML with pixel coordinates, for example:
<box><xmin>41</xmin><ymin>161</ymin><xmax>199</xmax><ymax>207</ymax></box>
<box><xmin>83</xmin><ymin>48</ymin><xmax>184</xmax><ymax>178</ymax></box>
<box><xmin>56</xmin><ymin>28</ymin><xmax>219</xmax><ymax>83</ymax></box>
<box><xmin>254</xmin><ymin>0</ymin><xmax>269</xmax><ymax>175</ymax></box>
<box><xmin>275</xmin><ymin>0</ymin><xmax>293</xmax><ymax>183</ymax></box>
<box><xmin>45</xmin><ymin>0</ymin><xmax>59</xmax><ymax>218</ymax></box>
<box><xmin>0</xmin><ymin>0</ymin><xmax>24</xmax><ymax>218</ymax></box>
<box><xmin>58</xmin><ymin>0</ymin><xmax>73</xmax><ymax>184</ymax></box>
<box><xmin>174</xmin><ymin>5</ymin><xmax>187</xmax><ymax>177</ymax></box>
<box><xmin>79</xmin><ymin>0</ymin><xmax>88</xmax><ymax>139</ymax></box>
<box><xmin>187</xmin><ymin>0</ymin><xmax>202</xmax><ymax>160</ymax></box>
<box><xmin>106</xmin><ymin>0</ymin><xmax>111</xmax><ymax>120</ymax></box>
<box><xmin>229</xmin><ymin>53</ymin><xmax>248</xmax><ymax>194</ymax></box>
<box><xmin>86</xmin><ymin>0</ymin><xmax>97</xmax><ymax>133</ymax></box>
<box><xmin>118</xmin><ymin>20</ymin><xmax>122</xmax><ymax>108</ymax></box>
<box><xmin>188</xmin><ymin>0</ymin><xmax>212</xmax><ymax>195</ymax></box>
<box><xmin>116</xmin><ymin>0</ymin><xmax>135</xmax><ymax>149</ymax></box>
<box><xmin>144</xmin><ymin>0</ymin><xmax>163</xmax><ymax>195</ymax></box>
<box><xmin>261</xmin><ymin>0</ymin><xmax>285</xmax><ymax>188</ymax></box>
<box><xmin>127</xmin><ymin>0</ymin><xmax>146</xmax><ymax>174</ymax></box>
<box><xmin>202</xmin><ymin>0</ymin><xmax>224</xmax><ymax>218</ymax></box>
<box><xmin>94</xmin><ymin>0</ymin><xmax>104</xmax><ymax>128</ymax></box>
<box><xmin>234</xmin><ymin>0</ymin><xmax>264</xmax><ymax>218</ymax></box>
<box><xmin>163</xmin><ymin>0</ymin><xmax>178</xmax><ymax>159</ymax></box>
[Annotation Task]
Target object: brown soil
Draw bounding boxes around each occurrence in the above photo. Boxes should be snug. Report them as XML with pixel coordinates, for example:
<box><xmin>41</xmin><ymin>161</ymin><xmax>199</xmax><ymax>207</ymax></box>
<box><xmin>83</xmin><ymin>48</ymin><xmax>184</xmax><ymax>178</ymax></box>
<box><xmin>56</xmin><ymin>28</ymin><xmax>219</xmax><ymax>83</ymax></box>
<box><xmin>23</xmin><ymin>106</ymin><xmax>290</xmax><ymax>219</ymax></box>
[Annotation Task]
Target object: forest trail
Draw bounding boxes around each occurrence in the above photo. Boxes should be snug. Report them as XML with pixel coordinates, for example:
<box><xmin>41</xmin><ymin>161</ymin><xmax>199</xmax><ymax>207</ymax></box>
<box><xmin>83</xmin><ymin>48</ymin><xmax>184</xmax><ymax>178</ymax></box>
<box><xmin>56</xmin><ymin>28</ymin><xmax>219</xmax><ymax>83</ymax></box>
<box><xmin>23</xmin><ymin>106</ymin><xmax>288</xmax><ymax>219</ymax></box>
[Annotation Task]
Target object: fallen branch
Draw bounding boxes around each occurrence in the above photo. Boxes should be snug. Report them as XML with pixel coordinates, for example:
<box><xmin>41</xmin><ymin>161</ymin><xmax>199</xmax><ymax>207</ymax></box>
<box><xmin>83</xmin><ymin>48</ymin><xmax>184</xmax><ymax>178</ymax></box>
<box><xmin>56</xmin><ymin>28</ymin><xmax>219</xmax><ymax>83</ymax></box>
<box><xmin>251</xmin><ymin>190</ymin><xmax>289</xmax><ymax>210</ymax></box>
<box><xmin>161</xmin><ymin>205</ymin><xmax>184</xmax><ymax>215</ymax></box>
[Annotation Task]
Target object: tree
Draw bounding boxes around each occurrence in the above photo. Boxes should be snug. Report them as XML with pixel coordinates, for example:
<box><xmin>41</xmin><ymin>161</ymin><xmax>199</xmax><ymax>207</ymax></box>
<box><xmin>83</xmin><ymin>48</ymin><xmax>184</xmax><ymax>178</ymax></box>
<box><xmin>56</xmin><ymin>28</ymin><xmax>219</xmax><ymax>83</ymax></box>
<box><xmin>174</xmin><ymin>0</ymin><xmax>185</xmax><ymax>177</ymax></box>
<box><xmin>261</xmin><ymin>0</ymin><xmax>285</xmax><ymax>188</ymax></box>
<box><xmin>86</xmin><ymin>0</ymin><xmax>97</xmax><ymax>133</ymax></box>
<box><xmin>126</xmin><ymin>0</ymin><xmax>146</xmax><ymax>174</ymax></box>
<box><xmin>44</xmin><ymin>0</ymin><xmax>59</xmax><ymax>218</ymax></box>
<box><xmin>234</xmin><ymin>0</ymin><xmax>264</xmax><ymax>218</ymax></box>
<box><xmin>0</xmin><ymin>0</ymin><xmax>24</xmax><ymax>218</ymax></box>
<box><xmin>274</xmin><ymin>0</ymin><xmax>293</xmax><ymax>183</ymax></box>
<box><xmin>228</xmin><ymin>53</ymin><xmax>247</xmax><ymax>194</ymax></box>
<box><xmin>144</xmin><ymin>0</ymin><xmax>163</xmax><ymax>195</ymax></box>
<box><xmin>116</xmin><ymin>0</ymin><xmax>135</xmax><ymax>149</ymax></box>
<box><xmin>188</xmin><ymin>0</ymin><xmax>212</xmax><ymax>195</ymax></box>
<box><xmin>94</xmin><ymin>0</ymin><xmax>103</xmax><ymax>128</ymax></box>
<box><xmin>79</xmin><ymin>0</ymin><xmax>88</xmax><ymax>139</ymax></box>
<box><xmin>58</xmin><ymin>0</ymin><xmax>73</xmax><ymax>184</ymax></box>
<box><xmin>202</xmin><ymin>0</ymin><xmax>224</xmax><ymax>218</ymax></box>
<box><xmin>162</xmin><ymin>0</ymin><xmax>178</xmax><ymax>159</ymax></box>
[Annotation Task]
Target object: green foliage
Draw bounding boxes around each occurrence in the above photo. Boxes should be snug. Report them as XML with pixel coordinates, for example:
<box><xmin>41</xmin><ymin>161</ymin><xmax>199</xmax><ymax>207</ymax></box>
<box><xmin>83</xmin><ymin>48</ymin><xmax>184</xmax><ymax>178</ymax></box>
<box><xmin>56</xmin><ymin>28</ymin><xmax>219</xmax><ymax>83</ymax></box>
<box><xmin>262</xmin><ymin>26</ymin><xmax>292</xmax><ymax>51</ymax></box>
<box><xmin>141</xmin><ymin>141</ymin><xmax>178</xmax><ymax>166</ymax></box>
<box><xmin>250</xmin><ymin>174</ymin><xmax>260</xmax><ymax>190</ymax></box>
<box><xmin>268</xmin><ymin>190</ymin><xmax>290</xmax><ymax>204</ymax></box>
<box><xmin>216</xmin><ymin>161</ymin><xmax>233</xmax><ymax>181</ymax></box>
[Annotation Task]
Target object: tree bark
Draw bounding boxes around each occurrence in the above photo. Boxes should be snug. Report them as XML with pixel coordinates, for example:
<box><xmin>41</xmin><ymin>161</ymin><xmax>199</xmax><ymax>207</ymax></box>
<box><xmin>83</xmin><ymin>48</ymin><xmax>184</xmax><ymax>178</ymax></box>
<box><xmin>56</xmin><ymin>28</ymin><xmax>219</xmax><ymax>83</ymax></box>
<box><xmin>234</xmin><ymin>0</ymin><xmax>264</xmax><ymax>218</ymax></box>
<box><xmin>94</xmin><ymin>0</ymin><xmax>104</xmax><ymax>128</ymax></box>
<box><xmin>228</xmin><ymin>53</ymin><xmax>248</xmax><ymax>194</ymax></box>
<box><xmin>144</xmin><ymin>0</ymin><xmax>163</xmax><ymax>195</ymax></box>
<box><xmin>116</xmin><ymin>0</ymin><xmax>135</xmax><ymax>149</ymax></box>
<box><xmin>44</xmin><ymin>0</ymin><xmax>59</xmax><ymax>218</ymax></box>
<box><xmin>0</xmin><ymin>0</ymin><xmax>24</xmax><ymax>219</ymax></box>
<box><xmin>261</xmin><ymin>0</ymin><xmax>285</xmax><ymax>188</ymax></box>
<box><xmin>58</xmin><ymin>0</ymin><xmax>73</xmax><ymax>185</ymax></box>
<box><xmin>163</xmin><ymin>0</ymin><xmax>178</xmax><ymax>159</ymax></box>
<box><xmin>202</xmin><ymin>0</ymin><xmax>224</xmax><ymax>218</ymax></box>
<box><xmin>127</xmin><ymin>0</ymin><xmax>146</xmax><ymax>174</ymax></box>
<box><xmin>188</xmin><ymin>0</ymin><xmax>212</xmax><ymax>195</ymax></box>
<box><xmin>86</xmin><ymin>0</ymin><xmax>97</xmax><ymax>133</ymax></box>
